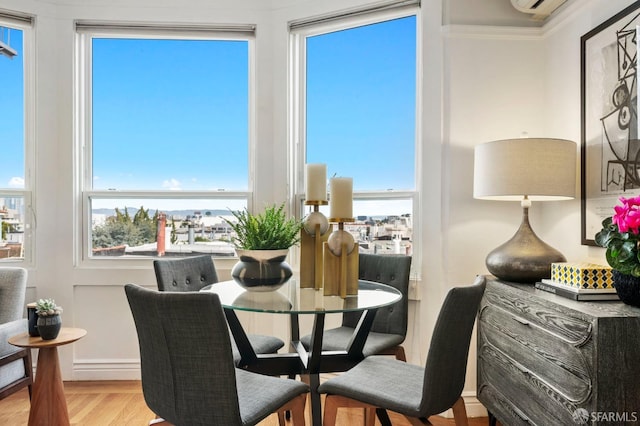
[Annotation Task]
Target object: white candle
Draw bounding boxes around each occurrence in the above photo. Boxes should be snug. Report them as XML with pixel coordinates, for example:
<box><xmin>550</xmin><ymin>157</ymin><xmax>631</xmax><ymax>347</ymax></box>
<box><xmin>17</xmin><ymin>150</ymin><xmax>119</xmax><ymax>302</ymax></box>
<box><xmin>306</xmin><ymin>163</ymin><xmax>327</xmax><ymax>202</ymax></box>
<box><xmin>330</xmin><ymin>177</ymin><xmax>353</xmax><ymax>219</ymax></box>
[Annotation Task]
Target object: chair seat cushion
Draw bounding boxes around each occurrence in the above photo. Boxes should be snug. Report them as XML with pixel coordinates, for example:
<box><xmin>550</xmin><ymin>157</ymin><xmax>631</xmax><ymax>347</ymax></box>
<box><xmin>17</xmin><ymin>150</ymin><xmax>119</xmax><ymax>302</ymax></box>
<box><xmin>0</xmin><ymin>319</ymin><xmax>28</xmax><ymax>389</ymax></box>
<box><xmin>236</xmin><ymin>368</ymin><xmax>308</xmax><ymax>425</ymax></box>
<box><xmin>318</xmin><ymin>356</ymin><xmax>424</xmax><ymax>416</ymax></box>
<box><xmin>231</xmin><ymin>334</ymin><xmax>285</xmax><ymax>365</ymax></box>
<box><xmin>247</xmin><ymin>334</ymin><xmax>285</xmax><ymax>354</ymax></box>
<box><xmin>300</xmin><ymin>326</ymin><xmax>404</xmax><ymax>357</ymax></box>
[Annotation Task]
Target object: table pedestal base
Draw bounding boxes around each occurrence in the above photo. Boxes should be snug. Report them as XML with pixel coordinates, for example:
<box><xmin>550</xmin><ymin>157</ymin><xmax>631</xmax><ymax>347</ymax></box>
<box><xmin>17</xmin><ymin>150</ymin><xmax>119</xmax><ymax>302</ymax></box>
<box><xmin>29</xmin><ymin>348</ymin><xmax>69</xmax><ymax>426</ymax></box>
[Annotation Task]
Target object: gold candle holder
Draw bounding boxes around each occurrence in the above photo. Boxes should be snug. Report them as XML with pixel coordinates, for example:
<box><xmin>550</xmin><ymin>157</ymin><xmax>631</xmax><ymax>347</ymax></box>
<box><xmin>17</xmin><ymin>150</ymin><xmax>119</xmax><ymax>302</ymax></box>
<box><xmin>323</xmin><ymin>219</ymin><xmax>359</xmax><ymax>298</ymax></box>
<box><xmin>300</xmin><ymin>201</ymin><xmax>331</xmax><ymax>289</ymax></box>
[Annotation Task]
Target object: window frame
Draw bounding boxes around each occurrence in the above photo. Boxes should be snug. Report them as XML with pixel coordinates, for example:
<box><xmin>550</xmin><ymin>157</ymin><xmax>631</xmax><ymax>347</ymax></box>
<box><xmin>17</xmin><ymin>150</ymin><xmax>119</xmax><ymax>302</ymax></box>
<box><xmin>74</xmin><ymin>23</ymin><xmax>256</xmax><ymax>265</ymax></box>
<box><xmin>0</xmin><ymin>12</ymin><xmax>35</xmax><ymax>265</ymax></box>
<box><xmin>288</xmin><ymin>4</ymin><xmax>422</xmax><ymax>276</ymax></box>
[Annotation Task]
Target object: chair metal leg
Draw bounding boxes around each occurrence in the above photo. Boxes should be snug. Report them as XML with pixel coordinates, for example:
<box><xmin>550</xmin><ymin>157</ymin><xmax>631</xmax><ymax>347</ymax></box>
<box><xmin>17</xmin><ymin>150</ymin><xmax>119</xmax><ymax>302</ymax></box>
<box><xmin>376</xmin><ymin>408</ymin><xmax>392</xmax><ymax>426</ymax></box>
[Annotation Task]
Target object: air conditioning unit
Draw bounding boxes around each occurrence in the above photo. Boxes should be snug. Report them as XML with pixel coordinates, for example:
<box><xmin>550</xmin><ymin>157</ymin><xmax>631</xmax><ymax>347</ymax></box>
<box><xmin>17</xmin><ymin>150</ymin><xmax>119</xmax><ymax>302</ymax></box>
<box><xmin>510</xmin><ymin>0</ymin><xmax>567</xmax><ymax>20</ymax></box>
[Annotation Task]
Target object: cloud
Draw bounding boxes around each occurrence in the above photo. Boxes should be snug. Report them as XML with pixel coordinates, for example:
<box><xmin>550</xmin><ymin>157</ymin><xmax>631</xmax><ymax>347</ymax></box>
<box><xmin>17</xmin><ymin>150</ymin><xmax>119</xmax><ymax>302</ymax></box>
<box><xmin>162</xmin><ymin>178</ymin><xmax>181</xmax><ymax>190</ymax></box>
<box><xmin>8</xmin><ymin>177</ymin><xmax>24</xmax><ymax>188</ymax></box>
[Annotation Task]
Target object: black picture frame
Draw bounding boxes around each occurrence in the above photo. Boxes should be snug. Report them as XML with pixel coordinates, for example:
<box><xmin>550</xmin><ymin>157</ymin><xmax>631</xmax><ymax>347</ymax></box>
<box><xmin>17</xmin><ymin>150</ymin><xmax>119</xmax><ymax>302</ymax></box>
<box><xmin>581</xmin><ymin>1</ymin><xmax>640</xmax><ymax>246</ymax></box>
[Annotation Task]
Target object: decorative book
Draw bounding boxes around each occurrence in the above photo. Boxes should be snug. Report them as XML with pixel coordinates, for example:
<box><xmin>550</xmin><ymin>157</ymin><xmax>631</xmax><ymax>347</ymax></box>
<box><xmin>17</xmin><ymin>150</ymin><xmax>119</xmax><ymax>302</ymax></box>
<box><xmin>535</xmin><ymin>278</ymin><xmax>619</xmax><ymax>301</ymax></box>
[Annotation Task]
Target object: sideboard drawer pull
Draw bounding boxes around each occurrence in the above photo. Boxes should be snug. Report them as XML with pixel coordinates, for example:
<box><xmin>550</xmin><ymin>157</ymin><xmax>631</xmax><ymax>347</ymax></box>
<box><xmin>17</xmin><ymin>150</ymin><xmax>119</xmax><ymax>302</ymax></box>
<box><xmin>513</xmin><ymin>316</ymin><xmax>530</xmax><ymax>326</ymax></box>
<box><xmin>512</xmin><ymin>404</ymin><xmax>532</xmax><ymax>424</ymax></box>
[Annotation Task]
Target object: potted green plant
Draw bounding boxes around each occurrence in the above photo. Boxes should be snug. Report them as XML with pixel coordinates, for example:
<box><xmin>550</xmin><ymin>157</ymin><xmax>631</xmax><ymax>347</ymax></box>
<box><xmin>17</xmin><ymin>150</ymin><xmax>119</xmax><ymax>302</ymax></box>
<box><xmin>595</xmin><ymin>195</ymin><xmax>640</xmax><ymax>306</ymax></box>
<box><xmin>224</xmin><ymin>203</ymin><xmax>302</xmax><ymax>291</ymax></box>
<box><xmin>35</xmin><ymin>298</ymin><xmax>63</xmax><ymax>340</ymax></box>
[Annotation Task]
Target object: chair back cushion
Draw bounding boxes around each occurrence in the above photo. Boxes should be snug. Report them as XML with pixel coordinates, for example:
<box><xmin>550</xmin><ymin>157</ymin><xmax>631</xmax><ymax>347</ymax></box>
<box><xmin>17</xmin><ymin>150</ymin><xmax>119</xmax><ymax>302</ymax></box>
<box><xmin>420</xmin><ymin>275</ymin><xmax>486</xmax><ymax>415</ymax></box>
<box><xmin>343</xmin><ymin>254</ymin><xmax>411</xmax><ymax>337</ymax></box>
<box><xmin>153</xmin><ymin>255</ymin><xmax>219</xmax><ymax>292</ymax></box>
<box><xmin>124</xmin><ymin>284</ymin><xmax>241</xmax><ymax>425</ymax></box>
<box><xmin>0</xmin><ymin>268</ymin><xmax>28</xmax><ymax>324</ymax></box>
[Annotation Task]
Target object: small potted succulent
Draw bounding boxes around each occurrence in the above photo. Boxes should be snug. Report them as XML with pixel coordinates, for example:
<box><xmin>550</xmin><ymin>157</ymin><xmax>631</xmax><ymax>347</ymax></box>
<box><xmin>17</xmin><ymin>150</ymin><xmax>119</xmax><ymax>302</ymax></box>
<box><xmin>35</xmin><ymin>298</ymin><xmax>63</xmax><ymax>340</ymax></box>
<box><xmin>223</xmin><ymin>203</ymin><xmax>302</xmax><ymax>291</ymax></box>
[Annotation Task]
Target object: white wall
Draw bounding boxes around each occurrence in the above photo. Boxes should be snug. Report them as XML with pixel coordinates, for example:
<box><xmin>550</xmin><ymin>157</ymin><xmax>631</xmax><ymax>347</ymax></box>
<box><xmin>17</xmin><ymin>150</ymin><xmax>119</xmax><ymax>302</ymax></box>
<box><xmin>0</xmin><ymin>0</ymin><xmax>633</xmax><ymax>418</ymax></box>
<box><xmin>441</xmin><ymin>0</ymin><xmax>637</xmax><ymax>416</ymax></box>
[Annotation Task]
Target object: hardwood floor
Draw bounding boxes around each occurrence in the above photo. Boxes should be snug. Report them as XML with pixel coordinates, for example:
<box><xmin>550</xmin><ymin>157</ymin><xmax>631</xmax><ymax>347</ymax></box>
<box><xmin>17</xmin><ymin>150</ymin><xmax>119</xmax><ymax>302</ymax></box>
<box><xmin>0</xmin><ymin>380</ymin><xmax>489</xmax><ymax>425</ymax></box>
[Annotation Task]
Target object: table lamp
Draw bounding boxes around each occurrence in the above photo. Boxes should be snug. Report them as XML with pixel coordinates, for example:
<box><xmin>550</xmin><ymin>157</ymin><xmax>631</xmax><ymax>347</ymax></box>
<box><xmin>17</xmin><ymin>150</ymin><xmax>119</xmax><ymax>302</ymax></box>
<box><xmin>473</xmin><ymin>138</ymin><xmax>577</xmax><ymax>283</ymax></box>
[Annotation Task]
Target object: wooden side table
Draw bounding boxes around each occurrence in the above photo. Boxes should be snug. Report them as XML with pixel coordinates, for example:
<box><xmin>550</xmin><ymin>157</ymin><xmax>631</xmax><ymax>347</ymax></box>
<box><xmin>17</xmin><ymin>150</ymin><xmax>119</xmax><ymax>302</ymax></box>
<box><xmin>9</xmin><ymin>327</ymin><xmax>87</xmax><ymax>426</ymax></box>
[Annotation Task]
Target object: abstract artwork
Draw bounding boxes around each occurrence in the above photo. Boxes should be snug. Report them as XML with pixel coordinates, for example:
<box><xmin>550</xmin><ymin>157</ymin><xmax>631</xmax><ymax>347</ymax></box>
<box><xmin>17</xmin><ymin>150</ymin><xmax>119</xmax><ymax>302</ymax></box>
<box><xmin>581</xmin><ymin>2</ymin><xmax>640</xmax><ymax>245</ymax></box>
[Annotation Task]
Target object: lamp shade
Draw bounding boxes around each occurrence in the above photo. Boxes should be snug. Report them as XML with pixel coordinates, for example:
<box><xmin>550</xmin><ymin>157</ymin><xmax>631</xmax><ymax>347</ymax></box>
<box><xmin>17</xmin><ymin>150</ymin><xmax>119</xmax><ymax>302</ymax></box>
<box><xmin>473</xmin><ymin>138</ymin><xmax>577</xmax><ymax>201</ymax></box>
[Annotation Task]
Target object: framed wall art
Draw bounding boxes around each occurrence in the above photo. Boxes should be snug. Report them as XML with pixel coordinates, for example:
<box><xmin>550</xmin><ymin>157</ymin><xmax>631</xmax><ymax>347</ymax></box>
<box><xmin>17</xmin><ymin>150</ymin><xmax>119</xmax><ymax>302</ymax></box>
<box><xmin>581</xmin><ymin>1</ymin><xmax>640</xmax><ymax>245</ymax></box>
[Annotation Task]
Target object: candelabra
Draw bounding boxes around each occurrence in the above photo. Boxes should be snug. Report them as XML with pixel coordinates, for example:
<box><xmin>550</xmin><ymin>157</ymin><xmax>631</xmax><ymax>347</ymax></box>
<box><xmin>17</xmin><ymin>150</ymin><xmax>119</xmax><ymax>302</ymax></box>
<box><xmin>323</xmin><ymin>218</ymin><xmax>359</xmax><ymax>298</ymax></box>
<box><xmin>300</xmin><ymin>201</ymin><xmax>331</xmax><ymax>289</ymax></box>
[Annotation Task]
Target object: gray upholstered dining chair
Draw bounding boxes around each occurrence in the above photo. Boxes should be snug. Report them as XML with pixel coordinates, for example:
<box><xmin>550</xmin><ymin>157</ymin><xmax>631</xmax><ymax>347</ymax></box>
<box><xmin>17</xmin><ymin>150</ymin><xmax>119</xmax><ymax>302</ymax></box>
<box><xmin>319</xmin><ymin>275</ymin><xmax>486</xmax><ymax>426</ymax></box>
<box><xmin>0</xmin><ymin>267</ymin><xmax>32</xmax><ymax>401</ymax></box>
<box><xmin>300</xmin><ymin>253</ymin><xmax>412</xmax><ymax>360</ymax></box>
<box><xmin>124</xmin><ymin>284</ymin><xmax>308</xmax><ymax>426</ymax></box>
<box><xmin>153</xmin><ymin>255</ymin><xmax>285</xmax><ymax>362</ymax></box>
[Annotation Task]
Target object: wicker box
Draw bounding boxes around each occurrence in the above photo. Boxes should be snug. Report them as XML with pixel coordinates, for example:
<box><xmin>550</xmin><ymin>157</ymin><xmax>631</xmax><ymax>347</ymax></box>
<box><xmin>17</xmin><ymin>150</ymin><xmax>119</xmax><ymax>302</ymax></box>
<box><xmin>550</xmin><ymin>262</ymin><xmax>613</xmax><ymax>289</ymax></box>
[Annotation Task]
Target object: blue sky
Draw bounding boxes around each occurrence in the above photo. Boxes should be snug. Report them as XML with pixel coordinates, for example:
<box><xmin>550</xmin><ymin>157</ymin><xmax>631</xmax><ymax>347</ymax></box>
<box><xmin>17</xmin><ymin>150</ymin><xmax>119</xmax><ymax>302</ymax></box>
<box><xmin>92</xmin><ymin>38</ymin><xmax>249</xmax><ymax>191</ymax></box>
<box><xmin>1</xmin><ymin>16</ymin><xmax>416</xmax><ymax>214</ymax></box>
<box><xmin>0</xmin><ymin>28</ymin><xmax>24</xmax><ymax>189</ymax></box>
<box><xmin>307</xmin><ymin>16</ymin><xmax>416</xmax><ymax>191</ymax></box>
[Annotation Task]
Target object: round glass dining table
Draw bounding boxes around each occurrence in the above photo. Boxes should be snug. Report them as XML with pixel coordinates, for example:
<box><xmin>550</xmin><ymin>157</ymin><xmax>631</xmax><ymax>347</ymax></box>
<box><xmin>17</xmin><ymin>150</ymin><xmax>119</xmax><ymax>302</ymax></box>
<box><xmin>200</xmin><ymin>278</ymin><xmax>402</xmax><ymax>426</ymax></box>
<box><xmin>201</xmin><ymin>278</ymin><xmax>401</xmax><ymax>314</ymax></box>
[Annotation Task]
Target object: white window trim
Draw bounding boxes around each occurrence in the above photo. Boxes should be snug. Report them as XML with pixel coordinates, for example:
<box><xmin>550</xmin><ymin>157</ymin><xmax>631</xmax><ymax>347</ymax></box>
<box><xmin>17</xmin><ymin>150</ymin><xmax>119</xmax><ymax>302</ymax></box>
<box><xmin>0</xmin><ymin>12</ymin><xmax>35</xmax><ymax>266</ymax></box>
<box><xmin>289</xmin><ymin>4</ymin><xmax>422</xmax><ymax>280</ymax></box>
<box><xmin>74</xmin><ymin>23</ymin><xmax>256</xmax><ymax>267</ymax></box>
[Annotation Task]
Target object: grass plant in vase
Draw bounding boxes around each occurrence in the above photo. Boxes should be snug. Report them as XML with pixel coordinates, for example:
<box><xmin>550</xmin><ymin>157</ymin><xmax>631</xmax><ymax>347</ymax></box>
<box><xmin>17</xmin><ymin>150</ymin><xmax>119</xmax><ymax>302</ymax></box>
<box><xmin>35</xmin><ymin>298</ymin><xmax>63</xmax><ymax>340</ymax></box>
<box><xmin>224</xmin><ymin>203</ymin><xmax>302</xmax><ymax>291</ymax></box>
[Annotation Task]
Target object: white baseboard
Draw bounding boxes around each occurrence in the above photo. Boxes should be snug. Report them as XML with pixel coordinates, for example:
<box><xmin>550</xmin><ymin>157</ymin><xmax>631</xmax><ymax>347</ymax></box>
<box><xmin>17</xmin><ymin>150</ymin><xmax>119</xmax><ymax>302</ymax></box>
<box><xmin>72</xmin><ymin>359</ymin><xmax>141</xmax><ymax>380</ymax></box>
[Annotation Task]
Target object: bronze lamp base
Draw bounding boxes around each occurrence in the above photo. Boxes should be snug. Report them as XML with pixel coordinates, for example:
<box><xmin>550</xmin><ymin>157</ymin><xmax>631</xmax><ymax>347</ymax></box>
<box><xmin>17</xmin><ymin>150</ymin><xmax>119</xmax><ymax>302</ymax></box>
<box><xmin>486</xmin><ymin>205</ymin><xmax>565</xmax><ymax>283</ymax></box>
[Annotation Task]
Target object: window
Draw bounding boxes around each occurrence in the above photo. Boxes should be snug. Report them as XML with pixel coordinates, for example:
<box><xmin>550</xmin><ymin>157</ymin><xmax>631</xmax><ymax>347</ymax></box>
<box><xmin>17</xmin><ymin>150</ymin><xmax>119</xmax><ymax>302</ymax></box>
<box><xmin>290</xmin><ymin>4</ymin><xmax>419</xmax><ymax>260</ymax></box>
<box><xmin>0</xmin><ymin>13</ymin><xmax>33</xmax><ymax>262</ymax></box>
<box><xmin>76</xmin><ymin>23</ymin><xmax>254</xmax><ymax>260</ymax></box>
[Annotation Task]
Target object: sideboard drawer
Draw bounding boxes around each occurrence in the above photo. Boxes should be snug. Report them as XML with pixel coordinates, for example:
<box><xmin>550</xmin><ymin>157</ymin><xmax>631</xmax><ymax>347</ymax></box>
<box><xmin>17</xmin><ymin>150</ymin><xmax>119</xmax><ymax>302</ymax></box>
<box><xmin>479</xmin><ymin>304</ymin><xmax>592</xmax><ymax>404</ymax></box>
<box><xmin>478</xmin><ymin>340</ymin><xmax>581</xmax><ymax>425</ymax></box>
<box><xmin>483</xmin><ymin>283</ymin><xmax>593</xmax><ymax>345</ymax></box>
<box><xmin>477</xmin><ymin>383</ymin><xmax>532</xmax><ymax>426</ymax></box>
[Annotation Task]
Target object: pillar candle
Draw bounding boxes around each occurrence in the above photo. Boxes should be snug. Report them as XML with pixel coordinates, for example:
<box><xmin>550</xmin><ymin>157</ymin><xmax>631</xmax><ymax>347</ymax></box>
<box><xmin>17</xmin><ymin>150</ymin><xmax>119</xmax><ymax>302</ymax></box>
<box><xmin>306</xmin><ymin>163</ymin><xmax>327</xmax><ymax>201</ymax></box>
<box><xmin>330</xmin><ymin>177</ymin><xmax>353</xmax><ymax>219</ymax></box>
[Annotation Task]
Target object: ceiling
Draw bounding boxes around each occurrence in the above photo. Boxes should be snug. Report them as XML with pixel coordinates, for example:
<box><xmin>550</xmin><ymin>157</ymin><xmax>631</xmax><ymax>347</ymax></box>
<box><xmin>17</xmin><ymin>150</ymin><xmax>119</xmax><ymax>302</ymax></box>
<box><xmin>445</xmin><ymin>0</ymin><xmax>578</xmax><ymax>27</ymax></box>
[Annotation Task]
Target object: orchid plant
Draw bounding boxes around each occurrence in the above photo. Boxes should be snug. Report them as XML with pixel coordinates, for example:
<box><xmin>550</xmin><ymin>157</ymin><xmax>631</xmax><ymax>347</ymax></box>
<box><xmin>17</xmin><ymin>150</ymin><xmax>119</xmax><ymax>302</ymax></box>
<box><xmin>35</xmin><ymin>298</ymin><xmax>63</xmax><ymax>316</ymax></box>
<box><xmin>595</xmin><ymin>195</ymin><xmax>640</xmax><ymax>277</ymax></box>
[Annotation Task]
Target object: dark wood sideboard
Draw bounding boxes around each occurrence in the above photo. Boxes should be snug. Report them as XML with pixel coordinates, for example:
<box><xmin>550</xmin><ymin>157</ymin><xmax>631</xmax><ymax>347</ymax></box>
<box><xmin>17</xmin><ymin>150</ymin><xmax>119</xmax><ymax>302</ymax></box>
<box><xmin>477</xmin><ymin>277</ymin><xmax>640</xmax><ymax>426</ymax></box>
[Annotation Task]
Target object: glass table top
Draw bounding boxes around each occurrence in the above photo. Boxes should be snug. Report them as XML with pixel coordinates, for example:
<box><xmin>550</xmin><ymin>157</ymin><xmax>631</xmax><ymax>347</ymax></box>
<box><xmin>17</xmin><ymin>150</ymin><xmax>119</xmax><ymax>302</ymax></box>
<box><xmin>200</xmin><ymin>278</ymin><xmax>402</xmax><ymax>314</ymax></box>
